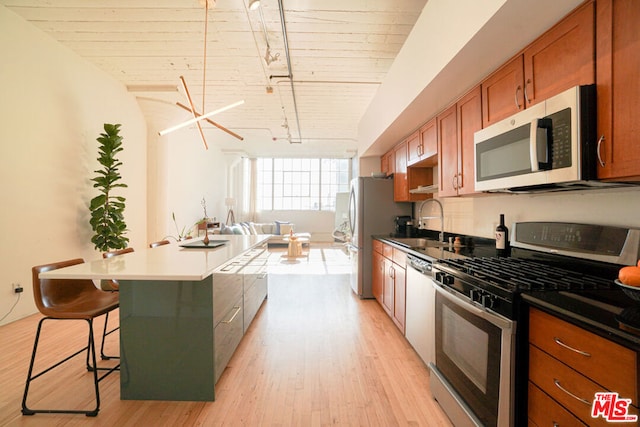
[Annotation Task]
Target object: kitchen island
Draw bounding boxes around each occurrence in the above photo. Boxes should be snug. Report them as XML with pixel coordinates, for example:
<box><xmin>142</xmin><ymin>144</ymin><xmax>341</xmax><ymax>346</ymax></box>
<box><xmin>39</xmin><ymin>234</ymin><xmax>271</xmax><ymax>401</ymax></box>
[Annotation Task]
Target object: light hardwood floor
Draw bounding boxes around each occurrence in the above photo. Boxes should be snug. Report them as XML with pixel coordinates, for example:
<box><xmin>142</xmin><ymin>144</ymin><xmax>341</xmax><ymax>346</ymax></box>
<box><xmin>0</xmin><ymin>245</ymin><xmax>452</xmax><ymax>426</ymax></box>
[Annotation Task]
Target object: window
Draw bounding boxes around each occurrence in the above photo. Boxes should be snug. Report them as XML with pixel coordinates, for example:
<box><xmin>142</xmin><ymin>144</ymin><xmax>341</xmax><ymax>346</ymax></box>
<box><xmin>257</xmin><ymin>158</ymin><xmax>351</xmax><ymax>211</ymax></box>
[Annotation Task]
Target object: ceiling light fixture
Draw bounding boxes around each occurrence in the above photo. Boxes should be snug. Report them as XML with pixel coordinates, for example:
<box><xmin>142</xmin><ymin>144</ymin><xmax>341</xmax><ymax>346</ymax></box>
<box><xmin>159</xmin><ymin>0</ymin><xmax>243</xmax><ymax>148</ymax></box>
<box><xmin>249</xmin><ymin>0</ymin><xmax>261</xmax><ymax>10</ymax></box>
<box><xmin>159</xmin><ymin>98</ymin><xmax>245</xmax><ymax>137</ymax></box>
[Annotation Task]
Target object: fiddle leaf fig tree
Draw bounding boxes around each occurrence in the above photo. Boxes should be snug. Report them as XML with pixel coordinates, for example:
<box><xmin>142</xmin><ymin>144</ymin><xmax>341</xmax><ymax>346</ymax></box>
<box><xmin>89</xmin><ymin>123</ymin><xmax>129</xmax><ymax>252</ymax></box>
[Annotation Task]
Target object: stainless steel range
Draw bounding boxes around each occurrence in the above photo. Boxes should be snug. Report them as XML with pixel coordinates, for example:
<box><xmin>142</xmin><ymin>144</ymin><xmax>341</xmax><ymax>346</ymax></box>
<box><xmin>429</xmin><ymin>222</ymin><xmax>640</xmax><ymax>427</ymax></box>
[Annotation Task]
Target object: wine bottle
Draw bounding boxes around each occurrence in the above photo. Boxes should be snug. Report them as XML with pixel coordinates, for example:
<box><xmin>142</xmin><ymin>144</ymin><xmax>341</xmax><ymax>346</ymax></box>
<box><xmin>496</xmin><ymin>214</ymin><xmax>509</xmax><ymax>257</ymax></box>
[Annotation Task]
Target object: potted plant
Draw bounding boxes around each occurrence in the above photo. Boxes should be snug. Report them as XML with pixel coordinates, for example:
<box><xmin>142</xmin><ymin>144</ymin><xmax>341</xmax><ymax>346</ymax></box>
<box><xmin>89</xmin><ymin>123</ymin><xmax>129</xmax><ymax>252</ymax></box>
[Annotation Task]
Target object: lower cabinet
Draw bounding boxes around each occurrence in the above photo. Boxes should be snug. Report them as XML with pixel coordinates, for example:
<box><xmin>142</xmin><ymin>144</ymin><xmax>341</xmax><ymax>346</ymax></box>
<box><xmin>244</xmin><ymin>269</ymin><xmax>268</xmax><ymax>332</ymax></box>
<box><xmin>213</xmin><ymin>247</ymin><xmax>269</xmax><ymax>385</ymax></box>
<box><xmin>373</xmin><ymin>240</ymin><xmax>407</xmax><ymax>334</ymax></box>
<box><xmin>214</xmin><ymin>299</ymin><xmax>244</xmax><ymax>383</ymax></box>
<box><xmin>528</xmin><ymin>307</ymin><xmax>639</xmax><ymax>426</ymax></box>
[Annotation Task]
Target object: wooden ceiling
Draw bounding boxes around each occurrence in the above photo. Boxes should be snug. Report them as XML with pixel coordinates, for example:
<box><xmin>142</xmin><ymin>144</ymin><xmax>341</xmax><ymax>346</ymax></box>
<box><xmin>2</xmin><ymin>0</ymin><xmax>427</xmax><ymax>157</ymax></box>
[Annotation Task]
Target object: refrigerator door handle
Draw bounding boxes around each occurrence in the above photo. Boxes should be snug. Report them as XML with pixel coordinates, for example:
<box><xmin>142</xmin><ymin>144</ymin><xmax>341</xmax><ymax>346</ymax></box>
<box><xmin>348</xmin><ymin>186</ymin><xmax>356</xmax><ymax>237</ymax></box>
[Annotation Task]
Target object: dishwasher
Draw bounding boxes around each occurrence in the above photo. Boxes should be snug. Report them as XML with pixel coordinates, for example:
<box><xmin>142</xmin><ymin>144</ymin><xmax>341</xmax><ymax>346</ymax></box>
<box><xmin>405</xmin><ymin>253</ymin><xmax>436</xmax><ymax>367</ymax></box>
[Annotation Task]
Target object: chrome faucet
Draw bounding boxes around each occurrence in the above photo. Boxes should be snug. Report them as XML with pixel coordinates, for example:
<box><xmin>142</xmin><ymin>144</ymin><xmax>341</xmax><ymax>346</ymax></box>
<box><xmin>418</xmin><ymin>199</ymin><xmax>444</xmax><ymax>243</ymax></box>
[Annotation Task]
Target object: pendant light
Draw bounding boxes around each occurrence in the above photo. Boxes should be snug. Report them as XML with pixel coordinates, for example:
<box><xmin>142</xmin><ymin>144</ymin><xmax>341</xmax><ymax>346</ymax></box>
<box><xmin>158</xmin><ymin>0</ymin><xmax>243</xmax><ymax>148</ymax></box>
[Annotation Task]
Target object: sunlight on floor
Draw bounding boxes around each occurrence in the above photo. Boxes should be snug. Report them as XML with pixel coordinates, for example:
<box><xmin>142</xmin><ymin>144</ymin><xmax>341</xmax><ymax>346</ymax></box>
<box><xmin>266</xmin><ymin>243</ymin><xmax>352</xmax><ymax>275</ymax></box>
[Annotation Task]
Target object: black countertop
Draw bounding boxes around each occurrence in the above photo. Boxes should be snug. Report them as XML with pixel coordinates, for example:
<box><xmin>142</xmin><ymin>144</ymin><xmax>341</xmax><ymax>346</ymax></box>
<box><xmin>523</xmin><ymin>288</ymin><xmax>640</xmax><ymax>349</ymax></box>
<box><xmin>375</xmin><ymin>232</ymin><xmax>499</xmax><ymax>261</ymax></box>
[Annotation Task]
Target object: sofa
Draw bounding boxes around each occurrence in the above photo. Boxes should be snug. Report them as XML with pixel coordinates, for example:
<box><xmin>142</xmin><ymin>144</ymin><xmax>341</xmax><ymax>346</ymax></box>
<box><xmin>219</xmin><ymin>221</ymin><xmax>311</xmax><ymax>246</ymax></box>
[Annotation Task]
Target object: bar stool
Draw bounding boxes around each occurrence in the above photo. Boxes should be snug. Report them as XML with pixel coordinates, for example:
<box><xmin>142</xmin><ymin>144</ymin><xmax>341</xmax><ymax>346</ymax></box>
<box><xmin>22</xmin><ymin>258</ymin><xmax>120</xmax><ymax>417</ymax></box>
<box><xmin>99</xmin><ymin>247</ymin><xmax>134</xmax><ymax>360</ymax></box>
<box><xmin>149</xmin><ymin>239</ymin><xmax>170</xmax><ymax>248</ymax></box>
<box><xmin>101</xmin><ymin>247</ymin><xmax>135</xmax><ymax>291</ymax></box>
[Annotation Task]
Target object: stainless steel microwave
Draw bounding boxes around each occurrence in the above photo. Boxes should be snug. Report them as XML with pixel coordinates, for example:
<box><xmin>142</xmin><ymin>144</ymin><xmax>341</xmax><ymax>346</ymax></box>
<box><xmin>474</xmin><ymin>85</ymin><xmax>600</xmax><ymax>192</ymax></box>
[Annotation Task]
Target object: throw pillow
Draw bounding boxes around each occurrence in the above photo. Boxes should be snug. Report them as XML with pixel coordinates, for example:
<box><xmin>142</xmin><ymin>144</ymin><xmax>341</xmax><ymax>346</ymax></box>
<box><xmin>220</xmin><ymin>224</ymin><xmax>234</xmax><ymax>235</ymax></box>
<box><xmin>280</xmin><ymin>224</ymin><xmax>294</xmax><ymax>236</ymax></box>
<box><xmin>275</xmin><ymin>220</ymin><xmax>290</xmax><ymax>235</ymax></box>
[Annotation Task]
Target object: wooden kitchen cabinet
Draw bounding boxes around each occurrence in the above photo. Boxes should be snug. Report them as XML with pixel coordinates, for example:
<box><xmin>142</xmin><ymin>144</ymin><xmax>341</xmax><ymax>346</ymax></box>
<box><xmin>372</xmin><ymin>246</ymin><xmax>384</xmax><ymax>304</ymax></box>
<box><xmin>374</xmin><ymin>241</ymin><xmax>407</xmax><ymax>334</ymax></box>
<box><xmin>481</xmin><ymin>1</ymin><xmax>595</xmax><ymax>127</ymax></box>
<box><xmin>438</xmin><ymin>104</ymin><xmax>458</xmax><ymax>197</ymax></box>
<box><xmin>438</xmin><ymin>86</ymin><xmax>482</xmax><ymax>197</ymax></box>
<box><xmin>391</xmin><ymin>248</ymin><xmax>407</xmax><ymax>332</ymax></box>
<box><xmin>408</xmin><ymin>121</ymin><xmax>438</xmax><ymax>167</ymax></box>
<box><xmin>596</xmin><ymin>0</ymin><xmax>640</xmax><ymax>181</ymax></box>
<box><xmin>528</xmin><ymin>307</ymin><xmax>638</xmax><ymax>426</ymax></box>
<box><xmin>394</xmin><ymin>141</ymin><xmax>409</xmax><ymax>201</ymax></box>
<box><xmin>392</xmin><ymin>140</ymin><xmax>432</xmax><ymax>202</ymax></box>
<box><xmin>382</xmin><ymin>257</ymin><xmax>395</xmax><ymax>317</ymax></box>
<box><xmin>481</xmin><ymin>55</ymin><xmax>525</xmax><ymax>128</ymax></box>
<box><xmin>381</xmin><ymin>150</ymin><xmax>395</xmax><ymax>176</ymax></box>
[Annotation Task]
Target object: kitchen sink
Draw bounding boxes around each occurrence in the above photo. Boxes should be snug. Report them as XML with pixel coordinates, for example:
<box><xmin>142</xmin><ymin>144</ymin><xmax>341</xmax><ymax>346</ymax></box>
<box><xmin>389</xmin><ymin>237</ymin><xmax>453</xmax><ymax>249</ymax></box>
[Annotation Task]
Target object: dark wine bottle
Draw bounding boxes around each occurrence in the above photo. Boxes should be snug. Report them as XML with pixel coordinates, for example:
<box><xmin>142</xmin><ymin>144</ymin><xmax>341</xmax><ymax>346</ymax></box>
<box><xmin>496</xmin><ymin>214</ymin><xmax>509</xmax><ymax>257</ymax></box>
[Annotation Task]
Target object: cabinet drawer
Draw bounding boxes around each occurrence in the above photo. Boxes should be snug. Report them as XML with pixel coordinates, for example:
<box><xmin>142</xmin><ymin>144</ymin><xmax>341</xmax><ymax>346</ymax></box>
<box><xmin>244</xmin><ymin>276</ymin><xmax>267</xmax><ymax>333</ymax></box>
<box><xmin>530</xmin><ymin>344</ymin><xmax>617</xmax><ymax>427</ymax></box>
<box><xmin>528</xmin><ymin>381</ymin><xmax>587</xmax><ymax>427</ymax></box>
<box><xmin>383</xmin><ymin>243</ymin><xmax>393</xmax><ymax>259</ymax></box>
<box><xmin>214</xmin><ymin>299</ymin><xmax>244</xmax><ymax>383</ymax></box>
<box><xmin>529</xmin><ymin>307</ymin><xmax>637</xmax><ymax>404</ymax></box>
<box><xmin>213</xmin><ymin>267</ymin><xmax>243</xmax><ymax>327</ymax></box>
<box><xmin>392</xmin><ymin>248</ymin><xmax>406</xmax><ymax>268</ymax></box>
<box><xmin>373</xmin><ymin>239</ymin><xmax>383</xmax><ymax>254</ymax></box>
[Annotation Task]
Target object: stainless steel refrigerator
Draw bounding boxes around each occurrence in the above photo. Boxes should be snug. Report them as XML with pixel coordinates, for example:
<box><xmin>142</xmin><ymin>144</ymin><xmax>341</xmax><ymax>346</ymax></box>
<box><xmin>347</xmin><ymin>177</ymin><xmax>412</xmax><ymax>298</ymax></box>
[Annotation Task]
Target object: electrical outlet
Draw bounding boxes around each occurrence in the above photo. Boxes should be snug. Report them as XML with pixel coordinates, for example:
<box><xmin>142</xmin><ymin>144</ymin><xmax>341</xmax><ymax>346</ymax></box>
<box><xmin>12</xmin><ymin>283</ymin><xmax>23</xmax><ymax>294</ymax></box>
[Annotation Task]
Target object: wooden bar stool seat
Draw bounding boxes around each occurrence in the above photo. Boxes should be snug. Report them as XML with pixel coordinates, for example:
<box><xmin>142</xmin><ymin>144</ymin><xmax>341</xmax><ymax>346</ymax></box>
<box><xmin>22</xmin><ymin>258</ymin><xmax>120</xmax><ymax>417</ymax></box>
<box><xmin>149</xmin><ymin>239</ymin><xmax>170</xmax><ymax>248</ymax></box>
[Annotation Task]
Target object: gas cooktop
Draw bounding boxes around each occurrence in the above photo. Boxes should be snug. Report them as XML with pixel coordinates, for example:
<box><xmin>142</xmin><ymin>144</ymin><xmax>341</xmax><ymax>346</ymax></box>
<box><xmin>431</xmin><ymin>222</ymin><xmax>640</xmax><ymax>320</ymax></box>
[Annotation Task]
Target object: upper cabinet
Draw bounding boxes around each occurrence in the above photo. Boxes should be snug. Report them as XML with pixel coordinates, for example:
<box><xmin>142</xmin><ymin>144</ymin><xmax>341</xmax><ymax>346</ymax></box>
<box><xmin>596</xmin><ymin>0</ymin><xmax>640</xmax><ymax>181</ymax></box>
<box><xmin>381</xmin><ymin>150</ymin><xmax>395</xmax><ymax>176</ymax></box>
<box><xmin>393</xmin><ymin>139</ymin><xmax>432</xmax><ymax>202</ymax></box>
<box><xmin>378</xmin><ymin>0</ymin><xmax>640</xmax><ymax>197</ymax></box>
<box><xmin>482</xmin><ymin>1</ymin><xmax>595</xmax><ymax>127</ymax></box>
<box><xmin>456</xmin><ymin>87</ymin><xmax>482</xmax><ymax>196</ymax></box>
<box><xmin>481</xmin><ymin>56</ymin><xmax>524</xmax><ymax>128</ymax></box>
<box><xmin>438</xmin><ymin>86</ymin><xmax>482</xmax><ymax>197</ymax></box>
<box><xmin>408</xmin><ymin>122</ymin><xmax>438</xmax><ymax>167</ymax></box>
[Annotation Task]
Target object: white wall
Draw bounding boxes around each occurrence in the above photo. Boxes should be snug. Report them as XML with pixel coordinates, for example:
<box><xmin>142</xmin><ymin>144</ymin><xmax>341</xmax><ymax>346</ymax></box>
<box><xmin>358</xmin><ymin>0</ymin><xmax>584</xmax><ymax>156</ymax></box>
<box><xmin>140</xmin><ymin>99</ymin><xmax>228</xmax><ymax>243</ymax></box>
<box><xmin>414</xmin><ymin>188</ymin><xmax>640</xmax><ymax>245</ymax></box>
<box><xmin>0</xmin><ymin>6</ymin><xmax>147</xmax><ymax>325</ymax></box>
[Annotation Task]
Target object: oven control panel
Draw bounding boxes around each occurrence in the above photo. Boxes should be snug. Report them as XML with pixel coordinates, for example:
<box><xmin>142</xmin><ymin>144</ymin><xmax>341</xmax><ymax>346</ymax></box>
<box><xmin>433</xmin><ymin>269</ymin><xmax>515</xmax><ymax>319</ymax></box>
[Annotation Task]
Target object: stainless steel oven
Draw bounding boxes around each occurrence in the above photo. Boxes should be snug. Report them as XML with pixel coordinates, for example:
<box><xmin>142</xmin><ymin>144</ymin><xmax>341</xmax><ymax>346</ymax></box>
<box><xmin>429</xmin><ymin>274</ymin><xmax>515</xmax><ymax>427</ymax></box>
<box><xmin>427</xmin><ymin>222</ymin><xmax>640</xmax><ymax>427</ymax></box>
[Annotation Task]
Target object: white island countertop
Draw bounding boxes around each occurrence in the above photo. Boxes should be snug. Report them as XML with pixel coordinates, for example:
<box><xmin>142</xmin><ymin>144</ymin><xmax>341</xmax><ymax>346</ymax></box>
<box><xmin>39</xmin><ymin>235</ymin><xmax>271</xmax><ymax>281</ymax></box>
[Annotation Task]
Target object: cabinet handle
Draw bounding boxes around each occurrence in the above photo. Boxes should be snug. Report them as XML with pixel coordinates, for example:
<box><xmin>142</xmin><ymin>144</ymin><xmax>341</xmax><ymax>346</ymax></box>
<box><xmin>524</xmin><ymin>78</ymin><xmax>532</xmax><ymax>105</ymax></box>
<box><xmin>596</xmin><ymin>135</ymin><xmax>606</xmax><ymax>167</ymax></box>
<box><xmin>222</xmin><ymin>306</ymin><xmax>241</xmax><ymax>324</ymax></box>
<box><xmin>515</xmin><ymin>85</ymin><xmax>522</xmax><ymax>109</ymax></box>
<box><xmin>452</xmin><ymin>175</ymin><xmax>458</xmax><ymax>190</ymax></box>
<box><xmin>553</xmin><ymin>379</ymin><xmax>591</xmax><ymax>405</ymax></box>
<box><xmin>457</xmin><ymin>173</ymin><xmax>462</xmax><ymax>189</ymax></box>
<box><xmin>553</xmin><ymin>337</ymin><xmax>591</xmax><ymax>357</ymax></box>
<box><xmin>389</xmin><ymin>266</ymin><xmax>395</xmax><ymax>279</ymax></box>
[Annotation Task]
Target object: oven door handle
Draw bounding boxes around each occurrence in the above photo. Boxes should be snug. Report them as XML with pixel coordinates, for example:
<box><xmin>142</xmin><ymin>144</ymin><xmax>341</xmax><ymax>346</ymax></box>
<box><xmin>432</xmin><ymin>282</ymin><xmax>513</xmax><ymax>330</ymax></box>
